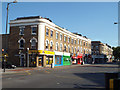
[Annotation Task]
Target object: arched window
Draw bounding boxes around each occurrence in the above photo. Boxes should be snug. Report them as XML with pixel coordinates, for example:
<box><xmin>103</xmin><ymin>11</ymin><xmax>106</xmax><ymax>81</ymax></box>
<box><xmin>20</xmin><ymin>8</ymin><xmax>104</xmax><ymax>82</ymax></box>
<box><xmin>18</xmin><ymin>38</ymin><xmax>25</xmax><ymax>49</ymax></box>
<box><xmin>30</xmin><ymin>37</ymin><xmax>37</xmax><ymax>49</ymax></box>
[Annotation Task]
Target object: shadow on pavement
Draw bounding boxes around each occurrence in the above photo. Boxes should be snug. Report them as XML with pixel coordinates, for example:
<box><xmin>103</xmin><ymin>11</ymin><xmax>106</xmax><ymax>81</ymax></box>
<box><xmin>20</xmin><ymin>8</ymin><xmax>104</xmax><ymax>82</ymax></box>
<box><xmin>73</xmin><ymin>73</ymin><xmax>105</xmax><ymax>89</ymax></box>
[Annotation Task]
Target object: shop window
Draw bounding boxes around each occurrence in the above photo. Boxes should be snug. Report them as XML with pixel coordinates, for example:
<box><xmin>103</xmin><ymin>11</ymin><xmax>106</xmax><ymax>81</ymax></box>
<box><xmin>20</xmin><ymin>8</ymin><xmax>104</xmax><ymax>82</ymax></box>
<box><xmin>64</xmin><ymin>58</ymin><xmax>70</xmax><ymax>61</ymax></box>
<box><xmin>31</xmin><ymin>26</ymin><xmax>37</xmax><ymax>35</ymax></box>
<box><xmin>46</xmin><ymin>28</ymin><xmax>49</xmax><ymax>36</ymax></box>
<box><xmin>55</xmin><ymin>56</ymin><xmax>62</xmax><ymax>65</ymax></box>
<box><xmin>46</xmin><ymin>56</ymin><xmax>53</xmax><ymax>65</ymax></box>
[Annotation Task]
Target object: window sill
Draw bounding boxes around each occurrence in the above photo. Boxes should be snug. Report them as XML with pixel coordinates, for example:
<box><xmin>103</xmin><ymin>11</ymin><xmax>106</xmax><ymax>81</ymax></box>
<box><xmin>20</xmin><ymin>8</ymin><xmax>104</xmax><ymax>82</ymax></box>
<box><xmin>19</xmin><ymin>34</ymin><xmax>24</xmax><ymax>36</ymax></box>
<box><xmin>31</xmin><ymin>33</ymin><xmax>37</xmax><ymax>35</ymax></box>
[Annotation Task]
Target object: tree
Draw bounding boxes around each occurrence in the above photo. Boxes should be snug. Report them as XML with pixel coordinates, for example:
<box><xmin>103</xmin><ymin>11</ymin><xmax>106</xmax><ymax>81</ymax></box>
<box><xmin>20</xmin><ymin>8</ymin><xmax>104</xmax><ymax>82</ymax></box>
<box><xmin>112</xmin><ymin>46</ymin><xmax>120</xmax><ymax>60</ymax></box>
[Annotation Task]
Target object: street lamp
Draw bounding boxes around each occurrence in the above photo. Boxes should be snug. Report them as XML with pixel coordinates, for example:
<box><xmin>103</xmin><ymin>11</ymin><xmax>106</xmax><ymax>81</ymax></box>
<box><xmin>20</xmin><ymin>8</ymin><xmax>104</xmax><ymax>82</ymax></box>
<box><xmin>27</xmin><ymin>48</ymin><xmax>29</xmax><ymax>67</ymax></box>
<box><xmin>5</xmin><ymin>0</ymin><xmax>17</xmax><ymax>52</ymax></box>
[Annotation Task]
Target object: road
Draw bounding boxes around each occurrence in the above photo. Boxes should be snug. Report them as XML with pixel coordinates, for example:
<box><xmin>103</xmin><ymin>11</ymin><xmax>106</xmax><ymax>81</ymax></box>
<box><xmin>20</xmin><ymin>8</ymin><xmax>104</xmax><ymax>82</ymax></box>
<box><xmin>2</xmin><ymin>64</ymin><xmax>120</xmax><ymax>89</ymax></box>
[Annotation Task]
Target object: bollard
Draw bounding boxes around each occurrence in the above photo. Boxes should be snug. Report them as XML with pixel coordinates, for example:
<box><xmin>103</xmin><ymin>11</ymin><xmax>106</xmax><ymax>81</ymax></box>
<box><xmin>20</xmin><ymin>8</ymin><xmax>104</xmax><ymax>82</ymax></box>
<box><xmin>104</xmin><ymin>72</ymin><xmax>118</xmax><ymax>90</ymax></box>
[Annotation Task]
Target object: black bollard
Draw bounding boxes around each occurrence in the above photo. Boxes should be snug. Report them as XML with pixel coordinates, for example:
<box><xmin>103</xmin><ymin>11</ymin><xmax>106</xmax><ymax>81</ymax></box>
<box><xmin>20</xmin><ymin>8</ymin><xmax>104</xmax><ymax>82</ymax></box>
<box><xmin>104</xmin><ymin>72</ymin><xmax>118</xmax><ymax>90</ymax></box>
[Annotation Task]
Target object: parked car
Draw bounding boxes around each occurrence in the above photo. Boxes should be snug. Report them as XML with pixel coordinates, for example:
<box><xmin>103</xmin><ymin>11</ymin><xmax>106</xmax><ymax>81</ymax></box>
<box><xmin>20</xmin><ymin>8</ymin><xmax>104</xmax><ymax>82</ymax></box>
<box><xmin>2</xmin><ymin>61</ymin><xmax>16</xmax><ymax>69</ymax></box>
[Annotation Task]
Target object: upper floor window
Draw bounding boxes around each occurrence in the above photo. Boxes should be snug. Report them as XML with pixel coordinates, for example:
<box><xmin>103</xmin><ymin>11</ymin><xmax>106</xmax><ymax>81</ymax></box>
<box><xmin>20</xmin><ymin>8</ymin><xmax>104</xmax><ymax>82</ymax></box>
<box><xmin>64</xmin><ymin>45</ymin><xmax>67</xmax><ymax>52</ymax></box>
<box><xmin>51</xmin><ymin>30</ymin><xmax>53</xmax><ymax>37</ymax></box>
<box><xmin>46</xmin><ymin>28</ymin><xmax>49</xmax><ymax>36</ymax></box>
<box><xmin>68</xmin><ymin>46</ymin><xmax>70</xmax><ymax>53</ymax></box>
<box><xmin>46</xmin><ymin>40</ymin><xmax>49</xmax><ymax>49</ymax></box>
<box><xmin>18</xmin><ymin>38</ymin><xmax>25</xmax><ymax>49</ymax></box>
<box><xmin>72</xmin><ymin>47</ymin><xmax>73</xmax><ymax>53</ymax></box>
<box><xmin>71</xmin><ymin>38</ymin><xmax>73</xmax><ymax>44</ymax></box>
<box><xmin>50</xmin><ymin>41</ymin><xmax>53</xmax><ymax>50</ymax></box>
<box><xmin>78</xmin><ymin>39</ymin><xmax>79</xmax><ymax>44</ymax></box>
<box><xmin>81</xmin><ymin>47</ymin><xmax>82</xmax><ymax>53</ymax></box>
<box><xmin>31</xmin><ymin>26</ymin><xmax>37</xmax><ymax>35</ymax></box>
<box><xmin>19</xmin><ymin>26</ymin><xmax>25</xmax><ymax>35</ymax></box>
<box><xmin>56</xmin><ymin>42</ymin><xmax>58</xmax><ymax>51</ymax></box>
<box><xmin>86</xmin><ymin>42</ymin><xmax>87</xmax><ymax>46</ymax></box>
<box><xmin>96</xmin><ymin>46</ymin><xmax>99</xmax><ymax>49</ymax></box>
<box><xmin>84</xmin><ymin>49</ymin><xmax>85</xmax><ymax>54</ymax></box>
<box><xmin>60</xmin><ymin>43</ymin><xmax>62</xmax><ymax>51</ymax></box>
<box><xmin>60</xmin><ymin>34</ymin><xmax>62</xmax><ymax>41</ymax></box>
<box><xmin>75</xmin><ymin>47</ymin><xmax>76</xmax><ymax>53</ymax></box>
<box><xmin>80</xmin><ymin>40</ymin><xmax>82</xmax><ymax>46</ymax></box>
<box><xmin>78</xmin><ymin>46</ymin><xmax>79</xmax><ymax>52</ymax></box>
<box><xmin>56</xmin><ymin>32</ymin><xmax>58</xmax><ymax>39</ymax></box>
<box><xmin>30</xmin><ymin>38</ymin><xmax>37</xmax><ymax>49</ymax></box>
<box><xmin>68</xmin><ymin>37</ymin><xmax>70</xmax><ymax>43</ymax></box>
<box><xmin>84</xmin><ymin>42</ymin><xmax>85</xmax><ymax>46</ymax></box>
<box><xmin>75</xmin><ymin>40</ymin><xmax>76</xmax><ymax>44</ymax></box>
<box><xmin>64</xmin><ymin>35</ymin><xmax>66</xmax><ymax>42</ymax></box>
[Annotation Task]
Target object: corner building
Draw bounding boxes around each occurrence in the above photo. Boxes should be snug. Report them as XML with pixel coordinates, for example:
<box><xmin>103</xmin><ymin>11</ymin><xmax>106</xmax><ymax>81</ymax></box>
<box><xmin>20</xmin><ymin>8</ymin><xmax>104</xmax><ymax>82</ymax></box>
<box><xmin>8</xmin><ymin>16</ymin><xmax>91</xmax><ymax>67</ymax></box>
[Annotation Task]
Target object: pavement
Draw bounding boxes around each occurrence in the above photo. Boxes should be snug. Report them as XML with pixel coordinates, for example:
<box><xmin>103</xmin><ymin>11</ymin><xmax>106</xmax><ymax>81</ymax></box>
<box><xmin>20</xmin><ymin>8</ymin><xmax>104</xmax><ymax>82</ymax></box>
<box><xmin>1</xmin><ymin>62</ymin><xmax>119</xmax><ymax>74</ymax></box>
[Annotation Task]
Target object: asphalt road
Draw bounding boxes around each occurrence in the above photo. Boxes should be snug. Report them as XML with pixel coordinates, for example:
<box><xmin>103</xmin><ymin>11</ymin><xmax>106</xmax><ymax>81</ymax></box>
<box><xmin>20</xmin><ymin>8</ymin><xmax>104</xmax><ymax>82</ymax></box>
<box><xmin>2</xmin><ymin>64</ymin><xmax>120</xmax><ymax>89</ymax></box>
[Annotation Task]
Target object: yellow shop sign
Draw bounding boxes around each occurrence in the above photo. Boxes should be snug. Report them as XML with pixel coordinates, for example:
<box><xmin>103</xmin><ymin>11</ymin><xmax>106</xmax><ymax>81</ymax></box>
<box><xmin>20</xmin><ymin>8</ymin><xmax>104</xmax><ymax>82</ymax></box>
<box><xmin>28</xmin><ymin>50</ymin><xmax>54</xmax><ymax>55</ymax></box>
<box><xmin>44</xmin><ymin>50</ymin><xmax>54</xmax><ymax>55</ymax></box>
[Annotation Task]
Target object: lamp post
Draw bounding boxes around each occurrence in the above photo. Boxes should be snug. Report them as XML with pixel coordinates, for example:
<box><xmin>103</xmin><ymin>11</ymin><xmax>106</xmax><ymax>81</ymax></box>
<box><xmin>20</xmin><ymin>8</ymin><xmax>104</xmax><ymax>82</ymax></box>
<box><xmin>5</xmin><ymin>0</ymin><xmax>17</xmax><ymax>53</ymax></box>
<box><xmin>3</xmin><ymin>55</ymin><xmax>6</xmax><ymax>72</ymax></box>
<box><xmin>27</xmin><ymin>48</ymin><xmax>29</xmax><ymax>67</ymax></box>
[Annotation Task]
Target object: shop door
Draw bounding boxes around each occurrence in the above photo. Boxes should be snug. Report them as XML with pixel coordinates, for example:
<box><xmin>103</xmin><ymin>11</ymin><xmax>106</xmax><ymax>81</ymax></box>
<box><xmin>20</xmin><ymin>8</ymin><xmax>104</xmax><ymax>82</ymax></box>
<box><xmin>38</xmin><ymin>57</ymin><xmax>43</xmax><ymax>66</ymax></box>
<box><xmin>78</xmin><ymin>58</ymin><xmax>80</xmax><ymax>64</ymax></box>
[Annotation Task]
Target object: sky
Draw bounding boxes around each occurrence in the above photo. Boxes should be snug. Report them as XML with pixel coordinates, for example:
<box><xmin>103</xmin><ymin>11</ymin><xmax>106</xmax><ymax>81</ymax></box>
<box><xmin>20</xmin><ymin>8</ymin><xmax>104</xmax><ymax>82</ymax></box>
<box><xmin>1</xmin><ymin>2</ymin><xmax>118</xmax><ymax>47</ymax></box>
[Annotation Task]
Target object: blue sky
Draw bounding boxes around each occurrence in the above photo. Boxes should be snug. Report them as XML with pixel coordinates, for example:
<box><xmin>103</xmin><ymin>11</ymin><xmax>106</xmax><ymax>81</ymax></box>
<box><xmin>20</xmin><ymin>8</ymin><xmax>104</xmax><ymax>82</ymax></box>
<box><xmin>1</xmin><ymin>2</ymin><xmax>118</xmax><ymax>47</ymax></box>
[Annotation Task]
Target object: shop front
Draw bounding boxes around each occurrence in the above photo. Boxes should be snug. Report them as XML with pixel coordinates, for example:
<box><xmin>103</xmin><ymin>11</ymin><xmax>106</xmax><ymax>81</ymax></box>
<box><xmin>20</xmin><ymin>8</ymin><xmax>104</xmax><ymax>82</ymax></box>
<box><xmin>28</xmin><ymin>50</ymin><xmax>54</xmax><ymax>67</ymax></box>
<box><xmin>54</xmin><ymin>51</ymin><xmax>63</xmax><ymax>66</ymax></box>
<box><xmin>77</xmin><ymin>53</ymin><xmax>83</xmax><ymax>64</ymax></box>
<box><xmin>71</xmin><ymin>54</ymin><xmax>78</xmax><ymax>65</ymax></box>
<box><xmin>63</xmin><ymin>53</ymin><xmax>71</xmax><ymax>66</ymax></box>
